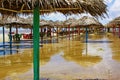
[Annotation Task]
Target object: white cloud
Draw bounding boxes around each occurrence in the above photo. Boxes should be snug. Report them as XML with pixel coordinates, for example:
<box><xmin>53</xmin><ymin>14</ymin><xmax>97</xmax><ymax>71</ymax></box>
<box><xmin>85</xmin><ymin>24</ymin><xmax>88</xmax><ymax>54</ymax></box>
<box><xmin>41</xmin><ymin>12</ymin><xmax>66</xmax><ymax>21</ymax></box>
<box><xmin>99</xmin><ymin>0</ymin><xmax>120</xmax><ymax>24</ymax></box>
<box><xmin>110</xmin><ymin>0</ymin><xmax>120</xmax><ymax>11</ymax></box>
<box><xmin>105</xmin><ymin>0</ymin><xmax>113</xmax><ymax>4</ymax></box>
<box><xmin>41</xmin><ymin>12</ymin><xmax>92</xmax><ymax>21</ymax></box>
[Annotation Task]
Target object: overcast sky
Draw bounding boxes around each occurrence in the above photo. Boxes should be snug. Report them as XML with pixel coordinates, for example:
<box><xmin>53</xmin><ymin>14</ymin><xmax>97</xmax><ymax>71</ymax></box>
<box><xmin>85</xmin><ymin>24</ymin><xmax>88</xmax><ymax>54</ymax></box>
<box><xmin>41</xmin><ymin>0</ymin><xmax>120</xmax><ymax>25</ymax></box>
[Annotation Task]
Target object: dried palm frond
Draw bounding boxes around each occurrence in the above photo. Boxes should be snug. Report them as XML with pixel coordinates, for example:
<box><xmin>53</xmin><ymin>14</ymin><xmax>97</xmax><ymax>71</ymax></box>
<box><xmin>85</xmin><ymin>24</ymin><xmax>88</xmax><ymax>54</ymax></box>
<box><xmin>107</xmin><ymin>16</ymin><xmax>120</xmax><ymax>27</ymax></box>
<box><xmin>0</xmin><ymin>0</ymin><xmax>107</xmax><ymax>18</ymax></box>
<box><xmin>75</xmin><ymin>16</ymin><xmax>103</xmax><ymax>27</ymax></box>
<box><xmin>0</xmin><ymin>15</ymin><xmax>56</xmax><ymax>28</ymax></box>
<box><xmin>63</xmin><ymin>16</ymin><xmax>103</xmax><ymax>28</ymax></box>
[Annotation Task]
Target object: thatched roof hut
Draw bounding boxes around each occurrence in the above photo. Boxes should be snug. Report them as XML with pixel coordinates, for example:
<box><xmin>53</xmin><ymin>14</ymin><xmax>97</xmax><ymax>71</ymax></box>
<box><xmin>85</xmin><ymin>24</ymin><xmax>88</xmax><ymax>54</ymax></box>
<box><xmin>74</xmin><ymin>16</ymin><xmax>103</xmax><ymax>27</ymax></box>
<box><xmin>40</xmin><ymin>19</ymin><xmax>54</xmax><ymax>27</ymax></box>
<box><xmin>64</xmin><ymin>18</ymin><xmax>78</xmax><ymax>27</ymax></box>
<box><xmin>53</xmin><ymin>21</ymin><xmax>63</xmax><ymax>27</ymax></box>
<box><xmin>0</xmin><ymin>16</ymin><xmax>57</xmax><ymax>28</ymax></box>
<box><xmin>0</xmin><ymin>16</ymin><xmax>31</xmax><ymax>29</ymax></box>
<box><xmin>107</xmin><ymin>16</ymin><xmax>120</xmax><ymax>27</ymax></box>
<box><xmin>0</xmin><ymin>0</ymin><xmax>107</xmax><ymax>17</ymax></box>
<box><xmin>63</xmin><ymin>16</ymin><xmax>103</xmax><ymax>28</ymax></box>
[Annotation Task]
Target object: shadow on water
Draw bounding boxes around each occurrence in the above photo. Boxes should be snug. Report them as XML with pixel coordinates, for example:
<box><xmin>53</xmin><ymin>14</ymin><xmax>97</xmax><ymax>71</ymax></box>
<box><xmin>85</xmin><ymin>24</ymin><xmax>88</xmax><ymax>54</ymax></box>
<box><xmin>0</xmin><ymin>38</ymin><xmax>58</xmax><ymax>56</ymax></box>
<box><xmin>61</xmin><ymin>40</ymin><xmax>102</xmax><ymax>67</ymax></box>
<box><xmin>7</xmin><ymin>39</ymin><xmax>59</xmax><ymax>44</ymax></box>
<box><xmin>0</xmin><ymin>49</ymin><xmax>32</xmax><ymax>79</ymax></box>
<box><xmin>0</xmin><ymin>49</ymin><xmax>17</xmax><ymax>55</ymax></box>
<box><xmin>82</xmin><ymin>40</ymin><xmax>113</xmax><ymax>43</ymax></box>
<box><xmin>0</xmin><ymin>41</ymin><xmax>42</xmax><ymax>56</ymax></box>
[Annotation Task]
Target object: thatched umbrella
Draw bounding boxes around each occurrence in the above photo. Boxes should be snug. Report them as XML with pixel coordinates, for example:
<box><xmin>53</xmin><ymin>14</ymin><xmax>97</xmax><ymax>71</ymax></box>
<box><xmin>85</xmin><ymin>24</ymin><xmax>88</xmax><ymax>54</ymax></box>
<box><xmin>75</xmin><ymin>16</ymin><xmax>103</xmax><ymax>42</ymax></box>
<box><xmin>75</xmin><ymin>16</ymin><xmax>103</xmax><ymax>27</ymax></box>
<box><xmin>4</xmin><ymin>16</ymin><xmax>32</xmax><ymax>28</ymax></box>
<box><xmin>54</xmin><ymin>20</ymin><xmax>64</xmax><ymax>26</ymax></box>
<box><xmin>107</xmin><ymin>16</ymin><xmax>120</xmax><ymax>35</ymax></box>
<box><xmin>53</xmin><ymin>20</ymin><xmax>64</xmax><ymax>35</ymax></box>
<box><xmin>108</xmin><ymin>17</ymin><xmax>120</xmax><ymax>26</ymax></box>
<box><xmin>25</xmin><ymin>17</ymin><xmax>54</xmax><ymax>27</ymax></box>
<box><xmin>63</xmin><ymin>18</ymin><xmax>78</xmax><ymax>39</ymax></box>
<box><xmin>68</xmin><ymin>16</ymin><xmax>103</xmax><ymax>55</ymax></box>
<box><xmin>52</xmin><ymin>21</ymin><xmax>64</xmax><ymax>37</ymax></box>
<box><xmin>53</xmin><ymin>20</ymin><xmax>65</xmax><ymax>36</ymax></box>
<box><xmin>0</xmin><ymin>0</ymin><xmax>107</xmax><ymax>17</ymax></box>
<box><xmin>0</xmin><ymin>16</ymin><xmax>29</xmax><ymax>54</ymax></box>
<box><xmin>40</xmin><ymin>19</ymin><xmax>54</xmax><ymax>27</ymax></box>
<box><xmin>0</xmin><ymin>0</ymin><xmax>107</xmax><ymax>80</ymax></box>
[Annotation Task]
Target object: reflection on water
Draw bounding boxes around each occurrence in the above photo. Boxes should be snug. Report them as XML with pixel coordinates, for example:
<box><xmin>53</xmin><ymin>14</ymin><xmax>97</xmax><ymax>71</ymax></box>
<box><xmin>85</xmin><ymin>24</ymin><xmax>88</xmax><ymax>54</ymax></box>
<box><xmin>40</xmin><ymin>43</ymin><xmax>61</xmax><ymax>66</ymax></box>
<box><xmin>108</xmin><ymin>33</ymin><xmax>120</xmax><ymax>62</ymax></box>
<box><xmin>1</xmin><ymin>34</ymin><xmax>120</xmax><ymax>80</ymax></box>
<box><xmin>0</xmin><ymin>49</ymin><xmax>33</xmax><ymax>79</ymax></box>
<box><xmin>62</xmin><ymin>41</ymin><xmax>102</xmax><ymax>67</ymax></box>
<box><xmin>40</xmin><ymin>35</ymin><xmax>120</xmax><ymax>80</ymax></box>
<box><xmin>0</xmin><ymin>39</ymin><xmax>58</xmax><ymax>56</ymax></box>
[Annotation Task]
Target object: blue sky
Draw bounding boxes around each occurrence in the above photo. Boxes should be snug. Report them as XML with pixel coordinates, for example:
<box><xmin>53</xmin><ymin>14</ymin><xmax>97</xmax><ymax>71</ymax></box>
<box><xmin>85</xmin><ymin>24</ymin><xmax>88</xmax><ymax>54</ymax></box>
<box><xmin>41</xmin><ymin>0</ymin><xmax>120</xmax><ymax>25</ymax></box>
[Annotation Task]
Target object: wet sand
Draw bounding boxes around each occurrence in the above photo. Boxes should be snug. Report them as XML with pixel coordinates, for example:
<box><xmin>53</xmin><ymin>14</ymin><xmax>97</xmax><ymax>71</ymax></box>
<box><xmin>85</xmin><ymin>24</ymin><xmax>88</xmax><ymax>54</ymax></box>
<box><xmin>0</xmin><ymin>33</ymin><xmax>120</xmax><ymax>80</ymax></box>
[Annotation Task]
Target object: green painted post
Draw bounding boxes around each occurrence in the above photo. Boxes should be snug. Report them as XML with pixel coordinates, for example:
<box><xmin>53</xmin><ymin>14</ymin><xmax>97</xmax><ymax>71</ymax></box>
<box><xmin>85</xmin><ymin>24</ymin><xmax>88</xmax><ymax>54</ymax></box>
<box><xmin>33</xmin><ymin>2</ymin><xmax>40</xmax><ymax>80</ymax></box>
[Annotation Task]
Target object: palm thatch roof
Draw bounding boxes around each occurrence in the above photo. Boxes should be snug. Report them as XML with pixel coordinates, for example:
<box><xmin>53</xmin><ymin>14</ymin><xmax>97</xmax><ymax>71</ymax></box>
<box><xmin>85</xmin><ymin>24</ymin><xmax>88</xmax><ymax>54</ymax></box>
<box><xmin>1</xmin><ymin>16</ymin><xmax>31</xmax><ymax>28</ymax></box>
<box><xmin>64</xmin><ymin>18</ymin><xmax>76</xmax><ymax>25</ymax></box>
<box><xmin>54</xmin><ymin>20</ymin><xmax>64</xmax><ymax>27</ymax></box>
<box><xmin>107</xmin><ymin>16</ymin><xmax>120</xmax><ymax>27</ymax></box>
<box><xmin>74</xmin><ymin>16</ymin><xmax>103</xmax><ymax>27</ymax></box>
<box><xmin>0</xmin><ymin>16</ymin><xmax>57</xmax><ymax>28</ymax></box>
<box><xmin>63</xmin><ymin>18</ymin><xmax>78</xmax><ymax>27</ymax></box>
<box><xmin>40</xmin><ymin>19</ymin><xmax>54</xmax><ymax>27</ymax></box>
<box><xmin>0</xmin><ymin>0</ymin><xmax>107</xmax><ymax>17</ymax></box>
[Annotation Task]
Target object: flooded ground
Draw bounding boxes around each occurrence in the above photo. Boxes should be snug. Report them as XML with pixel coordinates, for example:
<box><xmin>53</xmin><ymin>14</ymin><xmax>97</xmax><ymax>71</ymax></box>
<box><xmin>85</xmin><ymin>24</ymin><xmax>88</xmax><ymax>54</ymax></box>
<box><xmin>0</xmin><ymin>33</ymin><xmax>120</xmax><ymax>80</ymax></box>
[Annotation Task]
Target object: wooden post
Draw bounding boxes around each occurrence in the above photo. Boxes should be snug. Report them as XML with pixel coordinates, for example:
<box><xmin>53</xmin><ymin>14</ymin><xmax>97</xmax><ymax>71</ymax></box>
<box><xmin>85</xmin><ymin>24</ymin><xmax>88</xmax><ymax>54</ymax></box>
<box><xmin>50</xmin><ymin>27</ymin><xmax>52</xmax><ymax>39</ymax></box>
<box><xmin>33</xmin><ymin>2</ymin><xmax>40</xmax><ymax>80</ymax></box>
<box><xmin>74</xmin><ymin>27</ymin><xmax>76</xmax><ymax>36</ymax></box>
<box><xmin>31</xmin><ymin>27</ymin><xmax>33</xmax><ymax>34</ymax></box>
<box><xmin>16</xmin><ymin>27</ymin><xmax>18</xmax><ymax>34</ymax></box>
<box><xmin>72</xmin><ymin>27</ymin><xmax>74</xmax><ymax>37</ymax></box>
<box><xmin>113</xmin><ymin>24</ymin><xmax>116</xmax><ymax>35</ymax></box>
<box><xmin>57</xmin><ymin>27</ymin><xmax>59</xmax><ymax>38</ymax></box>
<box><xmin>78</xmin><ymin>27</ymin><xmax>80</xmax><ymax>35</ymax></box>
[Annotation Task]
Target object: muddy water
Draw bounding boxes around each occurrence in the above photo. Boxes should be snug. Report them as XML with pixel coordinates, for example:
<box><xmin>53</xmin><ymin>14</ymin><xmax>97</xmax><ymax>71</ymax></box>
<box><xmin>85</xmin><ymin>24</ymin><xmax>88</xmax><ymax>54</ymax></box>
<box><xmin>0</xmin><ymin>33</ymin><xmax>120</xmax><ymax>80</ymax></box>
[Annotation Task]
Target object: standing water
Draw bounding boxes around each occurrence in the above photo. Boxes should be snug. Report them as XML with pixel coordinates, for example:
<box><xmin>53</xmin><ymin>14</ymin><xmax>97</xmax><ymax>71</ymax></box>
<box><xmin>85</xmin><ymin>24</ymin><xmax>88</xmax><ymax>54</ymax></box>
<box><xmin>0</xmin><ymin>34</ymin><xmax>120</xmax><ymax>80</ymax></box>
